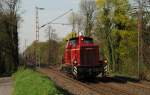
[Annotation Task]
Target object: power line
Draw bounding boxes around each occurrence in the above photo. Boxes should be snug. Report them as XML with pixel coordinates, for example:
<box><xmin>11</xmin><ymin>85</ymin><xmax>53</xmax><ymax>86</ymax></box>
<box><xmin>40</xmin><ymin>9</ymin><xmax>73</xmax><ymax>29</ymax></box>
<box><xmin>50</xmin><ymin>22</ymin><xmax>72</xmax><ymax>26</ymax></box>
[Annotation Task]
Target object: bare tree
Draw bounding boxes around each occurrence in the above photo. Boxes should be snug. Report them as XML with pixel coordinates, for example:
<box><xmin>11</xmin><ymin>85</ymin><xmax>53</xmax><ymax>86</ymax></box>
<box><xmin>76</xmin><ymin>13</ymin><xmax>84</xmax><ymax>35</ymax></box>
<box><xmin>69</xmin><ymin>12</ymin><xmax>84</xmax><ymax>35</ymax></box>
<box><xmin>80</xmin><ymin>0</ymin><xmax>96</xmax><ymax>36</ymax></box>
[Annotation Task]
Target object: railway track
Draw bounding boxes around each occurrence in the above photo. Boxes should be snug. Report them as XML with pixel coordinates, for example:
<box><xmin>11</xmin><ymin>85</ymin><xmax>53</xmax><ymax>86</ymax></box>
<box><xmin>99</xmin><ymin>77</ymin><xmax>150</xmax><ymax>95</ymax></box>
<box><xmin>126</xmin><ymin>82</ymin><xmax>150</xmax><ymax>95</ymax></box>
<box><xmin>88</xmin><ymin>80</ymin><xmax>150</xmax><ymax>95</ymax></box>
<box><xmin>37</xmin><ymin>67</ymin><xmax>141</xmax><ymax>95</ymax></box>
<box><xmin>139</xmin><ymin>81</ymin><xmax>150</xmax><ymax>87</ymax></box>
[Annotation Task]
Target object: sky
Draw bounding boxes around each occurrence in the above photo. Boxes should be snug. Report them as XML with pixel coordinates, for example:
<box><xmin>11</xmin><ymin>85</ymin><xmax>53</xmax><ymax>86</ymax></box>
<box><xmin>19</xmin><ymin>0</ymin><xmax>80</xmax><ymax>52</ymax></box>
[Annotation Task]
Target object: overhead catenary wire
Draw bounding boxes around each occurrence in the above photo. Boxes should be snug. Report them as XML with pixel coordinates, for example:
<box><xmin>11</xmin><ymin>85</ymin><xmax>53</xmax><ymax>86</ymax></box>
<box><xmin>40</xmin><ymin>9</ymin><xmax>73</xmax><ymax>29</ymax></box>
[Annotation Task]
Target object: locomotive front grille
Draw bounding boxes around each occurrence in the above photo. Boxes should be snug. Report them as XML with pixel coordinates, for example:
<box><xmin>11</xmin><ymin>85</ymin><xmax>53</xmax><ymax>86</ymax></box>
<box><xmin>80</xmin><ymin>47</ymin><xmax>97</xmax><ymax>66</ymax></box>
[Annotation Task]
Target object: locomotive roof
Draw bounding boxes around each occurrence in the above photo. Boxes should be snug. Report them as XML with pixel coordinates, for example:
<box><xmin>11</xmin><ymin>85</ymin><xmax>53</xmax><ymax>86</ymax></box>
<box><xmin>69</xmin><ymin>37</ymin><xmax>78</xmax><ymax>40</ymax></box>
<box><xmin>69</xmin><ymin>36</ymin><xmax>92</xmax><ymax>40</ymax></box>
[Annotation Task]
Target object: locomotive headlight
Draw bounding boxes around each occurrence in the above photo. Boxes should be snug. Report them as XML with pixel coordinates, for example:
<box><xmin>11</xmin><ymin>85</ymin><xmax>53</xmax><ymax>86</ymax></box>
<box><xmin>104</xmin><ymin>60</ymin><xmax>108</xmax><ymax>64</ymax></box>
<box><xmin>73</xmin><ymin>60</ymin><xmax>78</xmax><ymax>65</ymax></box>
<box><xmin>81</xmin><ymin>38</ymin><xmax>84</xmax><ymax>41</ymax></box>
<box><xmin>74</xmin><ymin>60</ymin><xmax>77</xmax><ymax>64</ymax></box>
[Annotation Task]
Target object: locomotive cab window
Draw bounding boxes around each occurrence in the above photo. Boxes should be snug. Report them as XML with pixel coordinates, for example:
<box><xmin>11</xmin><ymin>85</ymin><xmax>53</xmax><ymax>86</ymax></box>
<box><xmin>84</xmin><ymin>37</ymin><xmax>93</xmax><ymax>44</ymax></box>
<box><xmin>69</xmin><ymin>38</ymin><xmax>77</xmax><ymax>47</ymax></box>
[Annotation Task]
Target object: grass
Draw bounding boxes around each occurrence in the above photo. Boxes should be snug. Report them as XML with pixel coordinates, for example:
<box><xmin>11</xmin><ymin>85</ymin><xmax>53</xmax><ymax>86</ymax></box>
<box><xmin>12</xmin><ymin>68</ymin><xmax>63</xmax><ymax>95</ymax></box>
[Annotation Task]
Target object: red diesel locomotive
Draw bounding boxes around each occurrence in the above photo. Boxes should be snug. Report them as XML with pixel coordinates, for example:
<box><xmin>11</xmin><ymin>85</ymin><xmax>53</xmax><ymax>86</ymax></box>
<box><xmin>61</xmin><ymin>35</ymin><xmax>108</xmax><ymax>78</ymax></box>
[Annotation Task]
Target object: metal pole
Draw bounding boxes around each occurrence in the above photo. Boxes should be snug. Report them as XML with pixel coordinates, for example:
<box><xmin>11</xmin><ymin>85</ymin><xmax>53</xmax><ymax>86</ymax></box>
<box><xmin>137</xmin><ymin>0</ymin><xmax>143</xmax><ymax>79</ymax></box>
<box><xmin>48</xmin><ymin>26</ymin><xmax>51</xmax><ymax>65</ymax></box>
<box><xmin>35</xmin><ymin>7</ymin><xmax>39</xmax><ymax>67</ymax></box>
<box><xmin>105</xmin><ymin>0</ymin><xmax>113</xmax><ymax>73</ymax></box>
<box><xmin>35</xmin><ymin>6</ymin><xmax>44</xmax><ymax>68</ymax></box>
<box><xmin>52</xmin><ymin>29</ymin><xmax>56</xmax><ymax>64</ymax></box>
<box><xmin>72</xmin><ymin>11</ymin><xmax>75</xmax><ymax>33</ymax></box>
<box><xmin>24</xmin><ymin>39</ymin><xmax>27</xmax><ymax>50</ymax></box>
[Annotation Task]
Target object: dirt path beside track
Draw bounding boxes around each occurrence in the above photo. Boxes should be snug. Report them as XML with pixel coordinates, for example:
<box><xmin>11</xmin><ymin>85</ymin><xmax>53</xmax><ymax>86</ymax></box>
<box><xmin>0</xmin><ymin>77</ymin><xmax>12</xmax><ymax>95</ymax></box>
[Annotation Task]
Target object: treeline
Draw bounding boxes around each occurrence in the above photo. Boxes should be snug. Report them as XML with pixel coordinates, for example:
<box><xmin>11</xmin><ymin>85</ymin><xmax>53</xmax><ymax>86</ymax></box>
<box><xmin>24</xmin><ymin>32</ymin><xmax>77</xmax><ymax>67</ymax></box>
<box><xmin>0</xmin><ymin>0</ymin><xmax>20</xmax><ymax>75</ymax></box>
<box><xmin>25</xmin><ymin>40</ymin><xmax>60</xmax><ymax>66</ymax></box>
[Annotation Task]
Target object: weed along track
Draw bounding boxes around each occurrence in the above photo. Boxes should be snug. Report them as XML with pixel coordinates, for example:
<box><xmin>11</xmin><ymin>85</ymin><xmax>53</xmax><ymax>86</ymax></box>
<box><xmin>37</xmin><ymin>67</ymin><xmax>150</xmax><ymax>95</ymax></box>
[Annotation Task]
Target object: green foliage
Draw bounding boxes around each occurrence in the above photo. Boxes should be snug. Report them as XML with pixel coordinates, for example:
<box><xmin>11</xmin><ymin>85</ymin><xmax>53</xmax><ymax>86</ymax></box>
<box><xmin>96</xmin><ymin>0</ymin><xmax>105</xmax><ymax>7</ymax></box>
<box><xmin>13</xmin><ymin>69</ymin><xmax>63</xmax><ymax>95</ymax></box>
<box><xmin>95</xmin><ymin>0</ymin><xmax>140</xmax><ymax>77</ymax></box>
<box><xmin>111</xmin><ymin>30</ymin><xmax>138</xmax><ymax>75</ymax></box>
<box><xmin>111</xmin><ymin>30</ymin><xmax>138</xmax><ymax>58</ymax></box>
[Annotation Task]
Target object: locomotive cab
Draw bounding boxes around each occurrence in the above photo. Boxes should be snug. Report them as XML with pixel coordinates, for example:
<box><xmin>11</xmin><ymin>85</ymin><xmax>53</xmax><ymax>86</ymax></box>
<box><xmin>61</xmin><ymin>36</ymin><xmax>107</xmax><ymax>78</ymax></box>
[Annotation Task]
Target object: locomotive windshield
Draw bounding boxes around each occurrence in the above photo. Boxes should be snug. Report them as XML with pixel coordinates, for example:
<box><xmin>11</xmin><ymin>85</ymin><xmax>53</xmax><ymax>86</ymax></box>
<box><xmin>84</xmin><ymin>37</ymin><xmax>93</xmax><ymax>44</ymax></box>
<box><xmin>69</xmin><ymin>38</ymin><xmax>77</xmax><ymax>47</ymax></box>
